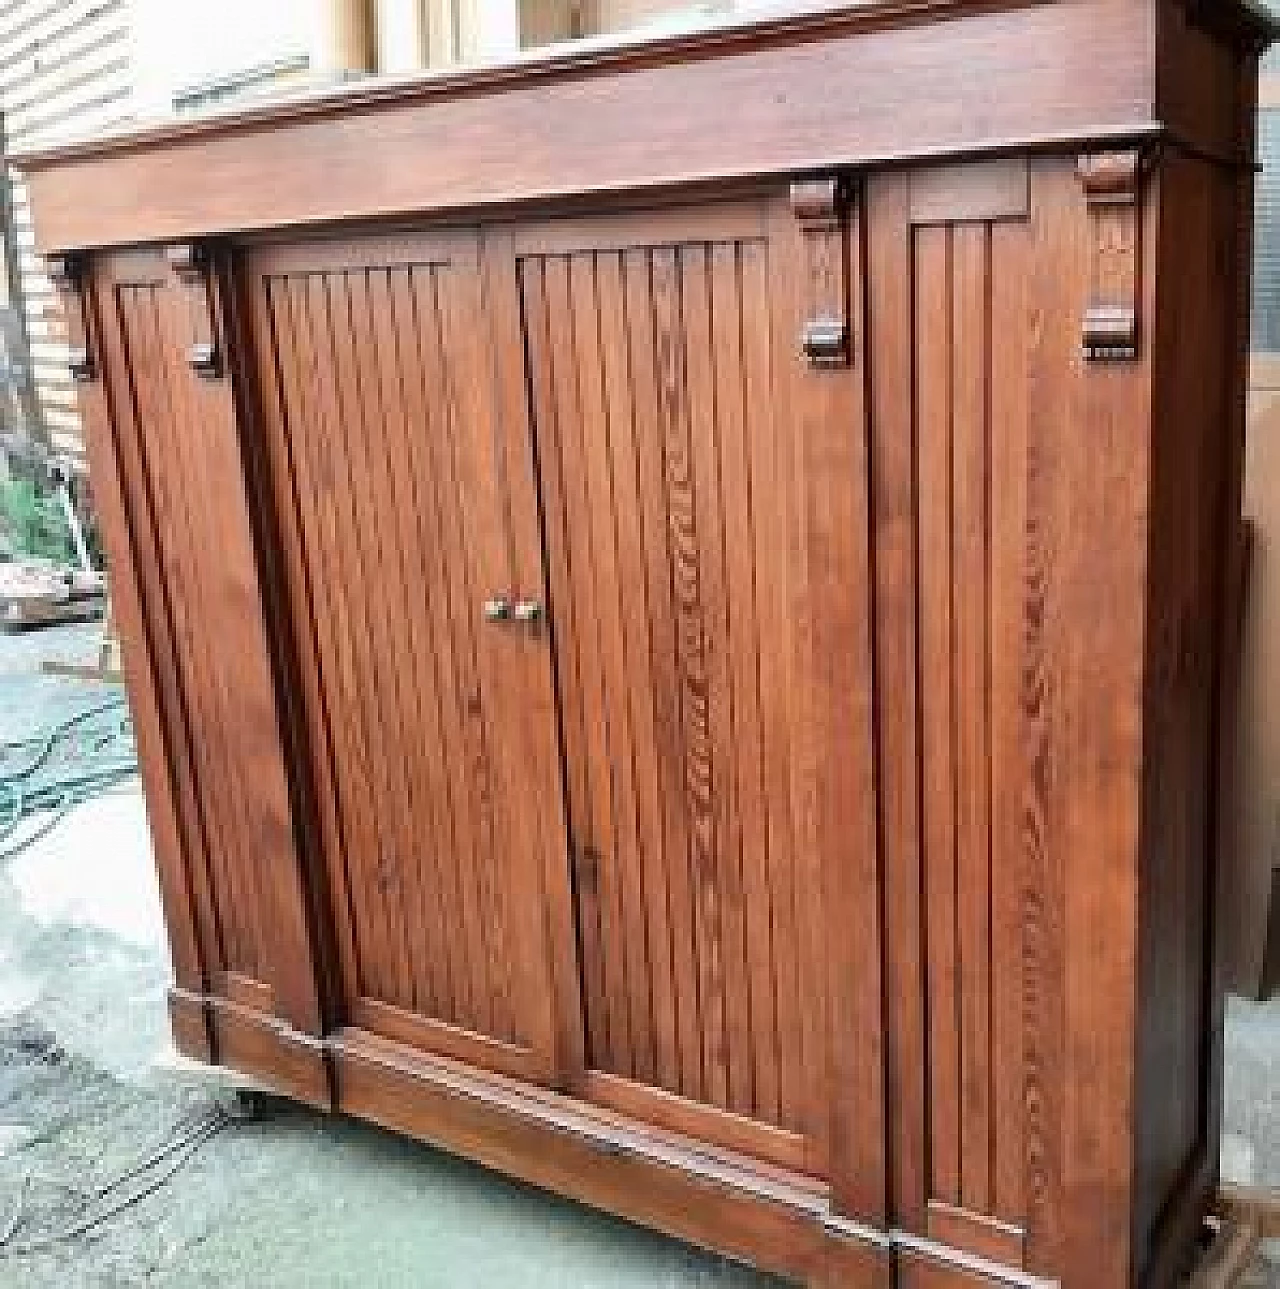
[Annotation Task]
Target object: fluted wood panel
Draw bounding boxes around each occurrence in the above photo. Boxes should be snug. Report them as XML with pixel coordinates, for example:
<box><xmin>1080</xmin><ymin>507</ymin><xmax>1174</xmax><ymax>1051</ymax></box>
<box><xmin>256</xmin><ymin>256</ymin><xmax>523</xmax><ymax>1048</ymax></box>
<box><xmin>521</xmin><ymin>237</ymin><xmax>807</xmax><ymax>1133</ymax></box>
<box><xmin>104</xmin><ymin>265</ymin><xmax>305</xmax><ymax>1007</ymax></box>
<box><xmin>911</xmin><ymin>216</ymin><xmax>1028</xmax><ymax>1232</ymax></box>
<box><xmin>112</xmin><ymin>281</ymin><xmax>261</xmax><ymax>984</ymax></box>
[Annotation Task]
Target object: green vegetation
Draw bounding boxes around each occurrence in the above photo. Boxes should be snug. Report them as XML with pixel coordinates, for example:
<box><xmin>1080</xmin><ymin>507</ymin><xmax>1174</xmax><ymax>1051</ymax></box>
<box><xmin>0</xmin><ymin>478</ymin><xmax>75</xmax><ymax>563</ymax></box>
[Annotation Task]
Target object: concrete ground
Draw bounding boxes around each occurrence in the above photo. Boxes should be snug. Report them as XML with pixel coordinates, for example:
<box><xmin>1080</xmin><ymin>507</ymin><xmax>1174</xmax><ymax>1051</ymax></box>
<box><xmin>0</xmin><ymin>623</ymin><xmax>1275</xmax><ymax>1287</ymax></box>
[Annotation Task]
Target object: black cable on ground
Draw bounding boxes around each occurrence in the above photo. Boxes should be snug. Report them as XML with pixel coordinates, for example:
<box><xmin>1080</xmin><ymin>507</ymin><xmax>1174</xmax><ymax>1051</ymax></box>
<box><xmin>0</xmin><ymin>1095</ymin><xmax>265</xmax><ymax>1257</ymax></box>
<box><xmin>0</xmin><ymin>693</ymin><xmax>137</xmax><ymax>861</ymax></box>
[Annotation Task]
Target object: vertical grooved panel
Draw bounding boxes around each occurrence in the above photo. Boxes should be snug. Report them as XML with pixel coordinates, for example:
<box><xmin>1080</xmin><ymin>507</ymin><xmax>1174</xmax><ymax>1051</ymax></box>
<box><xmin>952</xmin><ymin>221</ymin><xmax>993</xmax><ymax>1213</ymax></box>
<box><xmin>264</xmin><ymin>274</ymin><xmax>377</xmax><ymax>999</ymax></box>
<box><xmin>622</xmin><ymin>247</ymin><xmax>691</xmax><ymax>1097</ymax></box>
<box><xmin>284</xmin><ymin>272</ymin><xmax>385</xmax><ymax>1003</ymax></box>
<box><xmin>917</xmin><ymin>221</ymin><xmax>961</xmax><ymax>1206</ymax></box>
<box><xmin>647</xmin><ymin>244</ymin><xmax>705</xmax><ymax>1102</ymax></box>
<box><xmin>115</xmin><ymin>282</ymin><xmax>263</xmax><ymax>981</ymax></box>
<box><xmin>415</xmin><ymin>266</ymin><xmax>493</xmax><ymax>1029</ymax></box>
<box><xmin>680</xmin><ymin>243</ymin><xmax>728</xmax><ymax>1111</ymax></box>
<box><xmin>522</xmin><ymin>258</ymin><xmax>610</xmax><ymax>1066</ymax></box>
<box><xmin>596</xmin><ymin>250</ymin><xmax>658</xmax><ymax>1086</ymax></box>
<box><xmin>522</xmin><ymin>229</ymin><xmax>816</xmax><ymax>1137</ymax></box>
<box><xmin>708</xmin><ymin>241</ymin><xmax>756</xmax><ymax>1120</ymax></box>
<box><xmin>989</xmin><ymin>217</ymin><xmax>1030</xmax><ymax>1225</ymax></box>
<box><xmin>319</xmin><ymin>270</ymin><xmax>406</xmax><ymax>1009</ymax></box>
<box><xmin>911</xmin><ymin>205</ymin><xmax>1032</xmax><ymax>1237</ymax></box>
<box><xmin>568</xmin><ymin>250</ymin><xmax>639</xmax><ymax>1076</ymax></box>
<box><xmin>257</xmin><ymin>255</ymin><xmax>526</xmax><ymax>1048</ymax></box>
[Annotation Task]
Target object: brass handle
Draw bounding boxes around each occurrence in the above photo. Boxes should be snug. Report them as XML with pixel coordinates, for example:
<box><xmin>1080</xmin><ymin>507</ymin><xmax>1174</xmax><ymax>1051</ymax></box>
<box><xmin>482</xmin><ymin>596</ymin><xmax>512</xmax><ymax>622</ymax></box>
<box><xmin>513</xmin><ymin>599</ymin><xmax>542</xmax><ymax>624</ymax></box>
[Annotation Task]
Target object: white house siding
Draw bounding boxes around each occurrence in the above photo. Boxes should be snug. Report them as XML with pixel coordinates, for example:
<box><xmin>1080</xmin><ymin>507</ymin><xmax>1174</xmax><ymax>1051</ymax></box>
<box><xmin>1</xmin><ymin>0</ymin><xmax>133</xmax><ymax>461</ymax></box>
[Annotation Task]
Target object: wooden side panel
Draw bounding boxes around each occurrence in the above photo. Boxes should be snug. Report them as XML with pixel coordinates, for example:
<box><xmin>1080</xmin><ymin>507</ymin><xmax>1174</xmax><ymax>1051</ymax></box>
<box><xmin>1133</xmin><ymin>151</ymin><xmax>1243</xmax><ymax>1279</ymax></box>
<box><xmin>1024</xmin><ymin>155</ymin><xmax>1150</xmax><ymax>1289</ymax></box>
<box><xmin>245</xmin><ymin>232</ymin><xmax>558</xmax><ymax>1082</ymax></box>
<box><xmin>91</xmin><ymin>247</ymin><xmax>322</xmax><ymax>1033</ymax></box>
<box><xmin>871</xmin><ymin>151</ymin><xmax>1157</xmax><ymax>1289</ymax></box>
<box><xmin>79</xmin><ymin>259</ymin><xmax>209</xmax><ymax>1016</ymax></box>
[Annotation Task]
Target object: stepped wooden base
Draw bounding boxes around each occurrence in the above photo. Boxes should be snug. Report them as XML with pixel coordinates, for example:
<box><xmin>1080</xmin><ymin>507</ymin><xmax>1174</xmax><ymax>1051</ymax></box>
<box><xmin>179</xmin><ymin>986</ymin><xmax>1280</xmax><ymax>1287</ymax></box>
<box><xmin>169</xmin><ymin>988</ymin><xmax>1079</xmax><ymax>1288</ymax></box>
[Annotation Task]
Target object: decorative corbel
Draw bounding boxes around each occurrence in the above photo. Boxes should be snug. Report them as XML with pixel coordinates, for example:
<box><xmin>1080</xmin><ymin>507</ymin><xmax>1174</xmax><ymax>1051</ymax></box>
<box><xmin>164</xmin><ymin>240</ymin><xmax>222</xmax><ymax>377</ymax></box>
<box><xmin>45</xmin><ymin>252</ymin><xmax>93</xmax><ymax>382</ymax></box>
<box><xmin>790</xmin><ymin>174</ymin><xmax>853</xmax><ymax>368</ymax></box>
<box><xmin>1077</xmin><ymin>150</ymin><xmax>1144</xmax><ymax>362</ymax></box>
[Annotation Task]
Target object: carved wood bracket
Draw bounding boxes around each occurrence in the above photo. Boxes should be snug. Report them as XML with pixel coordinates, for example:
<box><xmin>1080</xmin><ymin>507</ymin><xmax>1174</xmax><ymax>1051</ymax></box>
<box><xmin>165</xmin><ymin>240</ymin><xmax>222</xmax><ymax>377</ymax></box>
<box><xmin>790</xmin><ymin>174</ymin><xmax>853</xmax><ymax>368</ymax></box>
<box><xmin>1077</xmin><ymin>150</ymin><xmax>1144</xmax><ymax>363</ymax></box>
<box><xmin>45</xmin><ymin>252</ymin><xmax>93</xmax><ymax>382</ymax></box>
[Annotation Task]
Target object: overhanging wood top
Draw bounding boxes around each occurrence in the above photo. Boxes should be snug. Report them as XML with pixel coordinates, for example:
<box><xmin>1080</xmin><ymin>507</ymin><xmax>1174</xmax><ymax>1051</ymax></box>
<box><xmin>12</xmin><ymin>0</ymin><xmax>1275</xmax><ymax>253</ymax></box>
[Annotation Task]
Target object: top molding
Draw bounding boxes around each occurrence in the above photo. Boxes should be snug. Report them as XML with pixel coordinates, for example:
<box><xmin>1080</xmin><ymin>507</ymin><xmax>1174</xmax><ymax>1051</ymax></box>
<box><xmin>13</xmin><ymin>0</ymin><xmax>1276</xmax><ymax>253</ymax></box>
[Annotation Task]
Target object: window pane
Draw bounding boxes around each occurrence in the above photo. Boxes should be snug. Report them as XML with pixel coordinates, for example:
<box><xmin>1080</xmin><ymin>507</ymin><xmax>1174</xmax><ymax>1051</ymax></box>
<box><xmin>1254</xmin><ymin>108</ymin><xmax>1280</xmax><ymax>354</ymax></box>
<box><xmin>519</xmin><ymin>1</ymin><xmax>808</xmax><ymax>49</ymax></box>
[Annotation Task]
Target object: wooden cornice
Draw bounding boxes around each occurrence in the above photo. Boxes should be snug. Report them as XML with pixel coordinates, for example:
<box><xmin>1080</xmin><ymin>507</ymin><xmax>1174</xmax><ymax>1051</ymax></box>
<box><xmin>12</xmin><ymin>0</ymin><xmax>1267</xmax><ymax>254</ymax></box>
<box><xmin>9</xmin><ymin>0</ymin><xmax>1103</xmax><ymax>171</ymax></box>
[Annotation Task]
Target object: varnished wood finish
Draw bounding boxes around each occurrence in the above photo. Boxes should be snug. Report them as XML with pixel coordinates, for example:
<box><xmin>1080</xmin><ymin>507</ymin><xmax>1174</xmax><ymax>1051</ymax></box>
<box><xmin>512</xmin><ymin>195</ymin><xmax>882</xmax><ymax>1184</ymax></box>
<box><xmin>12</xmin><ymin>0</ymin><xmax>1171</xmax><ymax>254</ymax></box>
<box><xmin>23</xmin><ymin>2</ymin><xmax>1274</xmax><ymax>1285</ymax></box>
<box><xmin>90</xmin><ymin>246</ymin><xmax>327</xmax><ymax>1039</ymax></box>
<box><xmin>243</xmin><ymin>229</ymin><xmax>565</xmax><ymax>1085</ymax></box>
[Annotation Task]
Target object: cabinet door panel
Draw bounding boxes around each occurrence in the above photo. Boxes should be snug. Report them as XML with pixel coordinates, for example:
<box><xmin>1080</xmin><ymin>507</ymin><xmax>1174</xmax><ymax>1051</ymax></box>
<box><xmin>244</xmin><ymin>231</ymin><xmax>560</xmax><ymax>1083</ymax></box>
<box><xmin>508</xmin><ymin>193</ymin><xmax>885</xmax><ymax>1193</ymax></box>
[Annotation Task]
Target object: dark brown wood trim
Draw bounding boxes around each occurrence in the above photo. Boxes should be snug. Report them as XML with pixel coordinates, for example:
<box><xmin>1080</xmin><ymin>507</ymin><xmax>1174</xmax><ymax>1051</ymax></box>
<box><xmin>1077</xmin><ymin>149</ymin><xmax>1145</xmax><ymax>361</ymax></box>
<box><xmin>1140</xmin><ymin>1144</ymin><xmax>1217</xmax><ymax>1288</ymax></box>
<box><xmin>46</xmin><ymin>252</ymin><xmax>93</xmax><ymax>380</ymax></box>
<box><xmin>790</xmin><ymin>175</ymin><xmax>852</xmax><ymax>367</ymax></box>
<box><xmin>165</xmin><ymin>241</ymin><xmax>222</xmax><ymax>376</ymax></box>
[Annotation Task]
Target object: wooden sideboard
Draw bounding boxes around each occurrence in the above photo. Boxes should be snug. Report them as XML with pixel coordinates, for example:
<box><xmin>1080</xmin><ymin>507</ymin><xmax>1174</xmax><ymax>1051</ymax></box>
<box><xmin>16</xmin><ymin>2</ymin><xmax>1276</xmax><ymax>1284</ymax></box>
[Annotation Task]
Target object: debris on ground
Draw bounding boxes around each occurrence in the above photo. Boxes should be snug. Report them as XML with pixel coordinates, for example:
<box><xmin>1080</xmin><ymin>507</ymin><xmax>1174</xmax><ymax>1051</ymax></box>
<box><xmin>0</xmin><ymin>561</ymin><xmax>104</xmax><ymax>632</ymax></box>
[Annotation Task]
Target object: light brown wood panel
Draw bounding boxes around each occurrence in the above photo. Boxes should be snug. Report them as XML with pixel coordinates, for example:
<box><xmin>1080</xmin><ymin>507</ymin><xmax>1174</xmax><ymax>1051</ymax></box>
<box><xmin>244</xmin><ymin>231</ymin><xmax>561</xmax><ymax>1080</ymax></box>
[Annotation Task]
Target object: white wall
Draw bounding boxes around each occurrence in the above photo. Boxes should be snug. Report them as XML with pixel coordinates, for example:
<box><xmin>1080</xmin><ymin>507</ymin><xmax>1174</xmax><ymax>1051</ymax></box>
<box><xmin>0</xmin><ymin>0</ymin><xmax>134</xmax><ymax>457</ymax></box>
<box><xmin>130</xmin><ymin>0</ymin><xmax>370</xmax><ymax>117</ymax></box>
